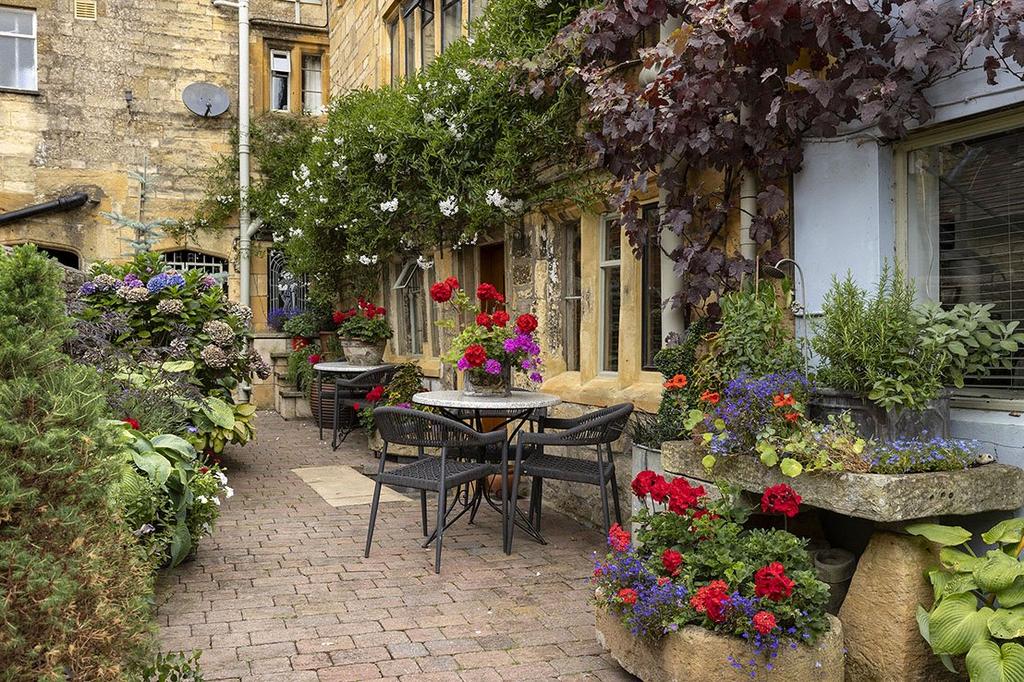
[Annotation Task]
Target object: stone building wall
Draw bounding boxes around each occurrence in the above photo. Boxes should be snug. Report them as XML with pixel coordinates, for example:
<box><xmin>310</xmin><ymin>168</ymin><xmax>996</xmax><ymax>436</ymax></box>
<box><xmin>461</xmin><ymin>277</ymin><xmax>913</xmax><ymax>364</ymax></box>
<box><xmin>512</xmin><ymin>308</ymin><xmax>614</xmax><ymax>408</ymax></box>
<box><xmin>328</xmin><ymin>0</ymin><xmax>388</xmax><ymax>91</ymax></box>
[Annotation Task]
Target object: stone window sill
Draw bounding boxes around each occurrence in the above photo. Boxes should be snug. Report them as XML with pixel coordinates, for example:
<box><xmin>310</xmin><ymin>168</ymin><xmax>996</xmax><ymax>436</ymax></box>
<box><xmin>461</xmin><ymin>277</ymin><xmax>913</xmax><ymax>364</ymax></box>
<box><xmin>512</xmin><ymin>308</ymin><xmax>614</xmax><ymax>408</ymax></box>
<box><xmin>0</xmin><ymin>87</ymin><xmax>40</xmax><ymax>96</ymax></box>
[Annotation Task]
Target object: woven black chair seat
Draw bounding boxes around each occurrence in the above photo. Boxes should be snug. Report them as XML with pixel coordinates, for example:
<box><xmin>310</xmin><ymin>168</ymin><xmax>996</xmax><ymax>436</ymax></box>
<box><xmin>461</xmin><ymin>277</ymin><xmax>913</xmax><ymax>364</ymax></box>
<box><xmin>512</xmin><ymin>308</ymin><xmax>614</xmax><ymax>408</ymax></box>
<box><xmin>378</xmin><ymin>457</ymin><xmax>494</xmax><ymax>490</ymax></box>
<box><xmin>521</xmin><ymin>453</ymin><xmax>612</xmax><ymax>485</ymax></box>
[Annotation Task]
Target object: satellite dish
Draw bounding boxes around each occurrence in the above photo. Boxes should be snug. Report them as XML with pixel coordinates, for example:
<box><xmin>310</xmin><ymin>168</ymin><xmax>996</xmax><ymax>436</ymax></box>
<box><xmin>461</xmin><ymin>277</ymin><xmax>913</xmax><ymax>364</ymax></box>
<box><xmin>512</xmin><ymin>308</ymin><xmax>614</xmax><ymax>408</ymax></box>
<box><xmin>182</xmin><ymin>82</ymin><xmax>230</xmax><ymax>118</ymax></box>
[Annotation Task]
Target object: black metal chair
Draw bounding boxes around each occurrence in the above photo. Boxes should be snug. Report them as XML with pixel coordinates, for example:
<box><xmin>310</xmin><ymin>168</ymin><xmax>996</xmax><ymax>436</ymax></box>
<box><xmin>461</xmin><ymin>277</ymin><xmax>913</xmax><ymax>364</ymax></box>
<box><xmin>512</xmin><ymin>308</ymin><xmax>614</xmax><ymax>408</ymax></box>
<box><xmin>507</xmin><ymin>403</ymin><xmax>634</xmax><ymax>551</ymax></box>
<box><xmin>328</xmin><ymin>365</ymin><xmax>397</xmax><ymax>449</ymax></box>
<box><xmin>365</xmin><ymin>407</ymin><xmax>510</xmax><ymax>573</ymax></box>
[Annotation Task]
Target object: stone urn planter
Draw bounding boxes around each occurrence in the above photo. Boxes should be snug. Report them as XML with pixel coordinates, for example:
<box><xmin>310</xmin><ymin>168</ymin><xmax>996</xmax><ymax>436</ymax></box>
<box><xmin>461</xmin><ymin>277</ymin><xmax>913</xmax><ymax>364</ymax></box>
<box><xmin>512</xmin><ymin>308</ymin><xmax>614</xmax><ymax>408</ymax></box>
<box><xmin>595</xmin><ymin>606</ymin><xmax>845</xmax><ymax>681</ymax></box>
<box><xmin>808</xmin><ymin>387</ymin><xmax>951</xmax><ymax>440</ymax></box>
<box><xmin>337</xmin><ymin>338</ymin><xmax>385</xmax><ymax>366</ymax></box>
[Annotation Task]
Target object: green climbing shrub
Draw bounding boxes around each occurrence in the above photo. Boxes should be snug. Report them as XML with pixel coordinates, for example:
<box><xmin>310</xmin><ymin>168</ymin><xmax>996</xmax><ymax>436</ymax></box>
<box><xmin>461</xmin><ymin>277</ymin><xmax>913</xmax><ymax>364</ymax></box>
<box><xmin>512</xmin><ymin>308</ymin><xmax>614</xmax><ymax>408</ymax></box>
<box><xmin>0</xmin><ymin>245</ymin><xmax>154</xmax><ymax>679</ymax></box>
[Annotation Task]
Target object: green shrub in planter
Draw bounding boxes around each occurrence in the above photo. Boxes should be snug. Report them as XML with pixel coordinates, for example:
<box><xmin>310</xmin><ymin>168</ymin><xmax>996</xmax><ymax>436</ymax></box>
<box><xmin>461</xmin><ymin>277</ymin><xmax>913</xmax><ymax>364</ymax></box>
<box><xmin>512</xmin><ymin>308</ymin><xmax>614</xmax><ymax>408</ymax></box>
<box><xmin>0</xmin><ymin>245</ymin><xmax>153</xmax><ymax>678</ymax></box>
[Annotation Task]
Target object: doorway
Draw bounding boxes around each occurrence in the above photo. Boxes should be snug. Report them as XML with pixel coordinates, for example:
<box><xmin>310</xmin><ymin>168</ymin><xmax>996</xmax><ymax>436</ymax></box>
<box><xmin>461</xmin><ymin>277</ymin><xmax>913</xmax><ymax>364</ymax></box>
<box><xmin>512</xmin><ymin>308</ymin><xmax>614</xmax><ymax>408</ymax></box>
<box><xmin>478</xmin><ymin>241</ymin><xmax>506</xmax><ymax>297</ymax></box>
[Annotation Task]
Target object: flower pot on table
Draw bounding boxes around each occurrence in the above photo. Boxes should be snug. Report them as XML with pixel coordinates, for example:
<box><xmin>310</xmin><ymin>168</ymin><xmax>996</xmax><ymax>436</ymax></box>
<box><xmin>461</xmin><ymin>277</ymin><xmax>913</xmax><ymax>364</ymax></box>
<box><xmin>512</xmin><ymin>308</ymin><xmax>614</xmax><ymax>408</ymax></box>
<box><xmin>337</xmin><ymin>338</ymin><xmax>385</xmax><ymax>366</ymax></box>
<box><xmin>808</xmin><ymin>387</ymin><xmax>950</xmax><ymax>440</ymax></box>
<box><xmin>595</xmin><ymin>606</ymin><xmax>844</xmax><ymax>681</ymax></box>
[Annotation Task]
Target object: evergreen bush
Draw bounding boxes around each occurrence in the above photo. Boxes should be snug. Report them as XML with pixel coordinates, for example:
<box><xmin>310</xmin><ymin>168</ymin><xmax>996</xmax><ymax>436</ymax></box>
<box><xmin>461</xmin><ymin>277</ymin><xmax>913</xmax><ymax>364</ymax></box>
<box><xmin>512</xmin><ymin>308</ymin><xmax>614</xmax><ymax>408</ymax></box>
<box><xmin>0</xmin><ymin>245</ymin><xmax>153</xmax><ymax>679</ymax></box>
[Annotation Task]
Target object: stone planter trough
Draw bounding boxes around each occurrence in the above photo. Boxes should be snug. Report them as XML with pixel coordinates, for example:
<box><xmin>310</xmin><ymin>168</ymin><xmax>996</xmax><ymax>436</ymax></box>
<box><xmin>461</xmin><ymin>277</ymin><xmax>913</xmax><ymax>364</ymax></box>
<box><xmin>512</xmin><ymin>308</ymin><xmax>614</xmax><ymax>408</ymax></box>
<box><xmin>596</xmin><ymin>606</ymin><xmax>845</xmax><ymax>681</ymax></box>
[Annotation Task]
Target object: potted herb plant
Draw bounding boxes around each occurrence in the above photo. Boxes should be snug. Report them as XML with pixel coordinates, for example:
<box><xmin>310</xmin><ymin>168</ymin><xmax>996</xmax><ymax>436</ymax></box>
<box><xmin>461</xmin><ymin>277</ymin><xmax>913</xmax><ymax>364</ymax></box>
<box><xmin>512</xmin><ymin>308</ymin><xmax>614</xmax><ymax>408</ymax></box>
<box><xmin>431</xmin><ymin>277</ymin><xmax>543</xmax><ymax>396</ymax></box>
<box><xmin>335</xmin><ymin>297</ymin><xmax>393</xmax><ymax>366</ymax></box>
<box><xmin>810</xmin><ymin>264</ymin><xmax>1024</xmax><ymax>440</ymax></box>
<box><xmin>594</xmin><ymin>474</ymin><xmax>843</xmax><ymax>681</ymax></box>
<box><xmin>282</xmin><ymin>310</ymin><xmax>320</xmax><ymax>351</ymax></box>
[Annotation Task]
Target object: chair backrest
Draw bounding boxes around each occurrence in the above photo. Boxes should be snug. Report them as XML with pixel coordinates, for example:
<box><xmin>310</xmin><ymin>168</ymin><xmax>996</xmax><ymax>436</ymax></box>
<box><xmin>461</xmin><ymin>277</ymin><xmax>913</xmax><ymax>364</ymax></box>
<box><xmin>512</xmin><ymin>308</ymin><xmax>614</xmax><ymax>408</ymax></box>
<box><xmin>338</xmin><ymin>365</ymin><xmax>397</xmax><ymax>390</ymax></box>
<box><xmin>373</xmin><ymin>406</ymin><xmax>505</xmax><ymax>449</ymax></box>
<box><xmin>552</xmin><ymin>403</ymin><xmax>634</xmax><ymax>446</ymax></box>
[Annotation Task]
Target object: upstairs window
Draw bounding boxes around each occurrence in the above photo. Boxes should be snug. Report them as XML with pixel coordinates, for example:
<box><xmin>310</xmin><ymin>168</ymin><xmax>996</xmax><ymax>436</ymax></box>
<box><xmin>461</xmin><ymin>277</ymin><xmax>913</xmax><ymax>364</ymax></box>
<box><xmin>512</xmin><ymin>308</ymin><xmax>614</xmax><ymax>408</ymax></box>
<box><xmin>440</xmin><ymin>0</ymin><xmax>461</xmax><ymax>51</ymax></box>
<box><xmin>420</xmin><ymin>0</ymin><xmax>435</xmax><ymax>69</ymax></box>
<box><xmin>402</xmin><ymin>0</ymin><xmax>416</xmax><ymax>76</ymax></box>
<box><xmin>468</xmin><ymin>0</ymin><xmax>487</xmax><ymax>31</ymax></box>
<box><xmin>0</xmin><ymin>7</ymin><xmax>36</xmax><ymax>91</ymax></box>
<box><xmin>387</xmin><ymin>16</ymin><xmax>400</xmax><ymax>84</ymax></box>
<box><xmin>270</xmin><ymin>50</ymin><xmax>291</xmax><ymax>112</ymax></box>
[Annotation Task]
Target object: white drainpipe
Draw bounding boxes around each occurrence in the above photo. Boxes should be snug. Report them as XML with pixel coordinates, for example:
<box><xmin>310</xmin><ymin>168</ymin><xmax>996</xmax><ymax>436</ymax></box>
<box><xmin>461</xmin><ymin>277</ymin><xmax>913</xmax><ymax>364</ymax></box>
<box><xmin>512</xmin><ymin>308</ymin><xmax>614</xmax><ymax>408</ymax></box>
<box><xmin>739</xmin><ymin>104</ymin><xmax>758</xmax><ymax>264</ymax></box>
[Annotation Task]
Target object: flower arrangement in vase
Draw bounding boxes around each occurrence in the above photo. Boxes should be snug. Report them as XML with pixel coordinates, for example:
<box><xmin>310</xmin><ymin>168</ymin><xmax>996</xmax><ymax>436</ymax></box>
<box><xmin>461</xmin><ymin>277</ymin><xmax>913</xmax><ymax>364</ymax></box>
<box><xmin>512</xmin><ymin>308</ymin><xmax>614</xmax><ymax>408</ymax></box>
<box><xmin>335</xmin><ymin>297</ymin><xmax>393</xmax><ymax>366</ymax></box>
<box><xmin>431</xmin><ymin>277</ymin><xmax>542</xmax><ymax>396</ymax></box>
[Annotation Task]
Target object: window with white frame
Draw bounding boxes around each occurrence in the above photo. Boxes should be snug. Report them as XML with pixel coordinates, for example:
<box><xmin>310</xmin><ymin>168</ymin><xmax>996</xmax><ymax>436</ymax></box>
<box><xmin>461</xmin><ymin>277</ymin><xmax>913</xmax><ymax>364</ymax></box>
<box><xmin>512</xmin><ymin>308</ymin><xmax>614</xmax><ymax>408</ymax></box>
<box><xmin>562</xmin><ymin>220</ymin><xmax>582</xmax><ymax>372</ymax></box>
<box><xmin>162</xmin><ymin>250</ymin><xmax>228</xmax><ymax>289</ymax></box>
<box><xmin>0</xmin><ymin>7</ymin><xmax>36</xmax><ymax>91</ymax></box>
<box><xmin>301</xmin><ymin>54</ymin><xmax>323</xmax><ymax>114</ymax></box>
<box><xmin>393</xmin><ymin>259</ymin><xmax>427</xmax><ymax>355</ymax></box>
<box><xmin>904</xmin><ymin>123</ymin><xmax>1024</xmax><ymax>396</ymax></box>
<box><xmin>600</xmin><ymin>217</ymin><xmax>622</xmax><ymax>373</ymax></box>
<box><xmin>641</xmin><ymin>203</ymin><xmax>664</xmax><ymax>370</ymax></box>
<box><xmin>270</xmin><ymin>50</ymin><xmax>291</xmax><ymax>112</ymax></box>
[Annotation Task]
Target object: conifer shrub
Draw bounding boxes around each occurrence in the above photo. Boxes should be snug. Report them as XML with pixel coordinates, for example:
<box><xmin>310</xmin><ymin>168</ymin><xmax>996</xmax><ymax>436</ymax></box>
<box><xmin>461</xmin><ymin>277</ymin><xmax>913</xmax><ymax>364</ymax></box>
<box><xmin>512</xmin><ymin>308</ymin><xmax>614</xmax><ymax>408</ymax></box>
<box><xmin>0</xmin><ymin>245</ymin><xmax>154</xmax><ymax>680</ymax></box>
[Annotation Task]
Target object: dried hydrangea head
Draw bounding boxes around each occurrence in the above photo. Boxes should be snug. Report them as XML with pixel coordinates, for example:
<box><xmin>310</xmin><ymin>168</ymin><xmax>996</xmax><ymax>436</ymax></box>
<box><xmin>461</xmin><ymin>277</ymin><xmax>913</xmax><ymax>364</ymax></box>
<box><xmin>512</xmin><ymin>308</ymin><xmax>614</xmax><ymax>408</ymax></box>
<box><xmin>200</xmin><ymin>343</ymin><xmax>230</xmax><ymax>369</ymax></box>
<box><xmin>203</xmin><ymin>320</ymin><xmax>236</xmax><ymax>347</ymax></box>
<box><xmin>118</xmin><ymin>286</ymin><xmax>151</xmax><ymax>302</ymax></box>
<box><xmin>226</xmin><ymin>302</ymin><xmax>253</xmax><ymax>328</ymax></box>
<box><xmin>169</xmin><ymin>337</ymin><xmax>190</xmax><ymax>357</ymax></box>
<box><xmin>156</xmin><ymin>299</ymin><xmax>185</xmax><ymax>316</ymax></box>
<box><xmin>247</xmin><ymin>348</ymin><xmax>271</xmax><ymax>380</ymax></box>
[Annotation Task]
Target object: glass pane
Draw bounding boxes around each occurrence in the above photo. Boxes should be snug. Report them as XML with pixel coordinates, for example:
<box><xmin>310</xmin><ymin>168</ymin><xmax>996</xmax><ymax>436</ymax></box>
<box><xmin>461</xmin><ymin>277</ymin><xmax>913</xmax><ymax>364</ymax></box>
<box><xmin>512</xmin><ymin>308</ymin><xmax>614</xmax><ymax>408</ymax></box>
<box><xmin>388</xmin><ymin>19</ymin><xmax>400</xmax><ymax>83</ymax></box>
<box><xmin>0</xmin><ymin>38</ymin><xmax>15</xmax><ymax>88</ymax></box>
<box><xmin>0</xmin><ymin>9</ymin><xmax>32</xmax><ymax>35</ymax></box>
<box><xmin>427</xmin><ymin>267</ymin><xmax>440</xmax><ymax>356</ymax></box>
<box><xmin>403</xmin><ymin>10</ymin><xmax>416</xmax><ymax>75</ymax></box>
<box><xmin>563</xmin><ymin>221</ymin><xmax>581</xmax><ymax>371</ymax></box>
<box><xmin>16</xmin><ymin>37</ymin><xmax>33</xmax><ymax>88</ymax></box>
<box><xmin>421</xmin><ymin>9</ymin><xmax>435</xmax><ymax>68</ymax></box>
<box><xmin>642</xmin><ymin>205</ymin><xmax>663</xmax><ymax>369</ymax></box>
<box><xmin>468</xmin><ymin>0</ymin><xmax>486</xmax><ymax>29</ymax></box>
<box><xmin>907</xmin><ymin>128</ymin><xmax>1024</xmax><ymax>394</ymax></box>
<box><xmin>441</xmin><ymin>0</ymin><xmax>461</xmax><ymax>51</ymax></box>
<box><xmin>604</xmin><ymin>219</ymin><xmax>621</xmax><ymax>261</ymax></box>
<box><xmin>301</xmin><ymin>55</ymin><xmax>322</xmax><ymax>113</ymax></box>
<box><xmin>602</xmin><ymin>266</ymin><xmax>621</xmax><ymax>372</ymax></box>
<box><xmin>271</xmin><ymin>52</ymin><xmax>290</xmax><ymax>71</ymax></box>
<box><xmin>271</xmin><ymin>73</ymin><xmax>288</xmax><ymax>111</ymax></box>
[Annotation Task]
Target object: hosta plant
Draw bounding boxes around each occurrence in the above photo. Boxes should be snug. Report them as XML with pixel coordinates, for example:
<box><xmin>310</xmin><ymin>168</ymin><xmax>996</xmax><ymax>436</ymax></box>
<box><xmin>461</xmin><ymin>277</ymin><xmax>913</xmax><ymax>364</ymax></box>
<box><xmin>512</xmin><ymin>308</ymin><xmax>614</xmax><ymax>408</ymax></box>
<box><xmin>909</xmin><ymin>520</ymin><xmax>1024</xmax><ymax>680</ymax></box>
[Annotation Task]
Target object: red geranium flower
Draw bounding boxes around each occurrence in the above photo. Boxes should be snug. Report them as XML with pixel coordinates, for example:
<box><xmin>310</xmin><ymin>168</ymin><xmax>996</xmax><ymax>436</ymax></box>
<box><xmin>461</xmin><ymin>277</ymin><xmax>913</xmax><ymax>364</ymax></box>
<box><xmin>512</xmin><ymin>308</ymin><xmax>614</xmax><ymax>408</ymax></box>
<box><xmin>444</xmin><ymin>276</ymin><xmax>459</xmax><ymax>290</ymax></box>
<box><xmin>476</xmin><ymin>312</ymin><xmax>493</xmax><ymax>329</ymax></box>
<box><xmin>784</xmin><ymin>411</ymin><xmax>801</xmax><ymax>423</ymax></box>
<box><xmin>308</xmin><ymin>353</ymin><xmax>321</xmax><ymax>364</ymax></box>
<box><xmin>657</xmin><ymin>576</ymin><xmax>671</xmax><ymax>586</ymax></box>
<box><xmin>430</xmin><ymin>281</ymin><xmax>453</xmax><ymax>303</ymax></box>
<box><xmin>690</xmin><ymin>580</ymin><xmax>730</xmax><ymax>623</ymax></box>
<box><xmin>761</xmin><ymin>484</ymin><xmax>802</xmax><ymax>518</ymax></box>
<box><xmin>516</xmin><ymin>313</ymin><xmax>538</xmax><ymax>333</ymax></box>
<box><xmin>650</xmin><ymin>477</ymin><xmax>671</xmax><ymax>504</ymax></box>
<box><xmin>700</xmin><ymin>390</ymin><xmax>720</xmax><ymax>405</ymax></box>
<box><xmin>199</xmin><ymin>466</ymin><xmax>209</xmax><ymax>474</ymax></box>
<box><xmin>773</xmin><ymin>393</ymin><xmax>796</xmax><ymax>408</ymax></box>
<box><xmin>352</xmin><ymin>402</ymin><xmax>361</xmax><ymax>410</ymax></box>
<box><xmin>365</xmin><ymin>385</ymin><xmax>385</xmax><ymax>402</ymax></box>
<box><xmin>664</xmin><ymin>374</ymin><xmax>688</xmax><ymax>390</ymax></box>
<box><xmin>477</xmin><ymin>282</ymin><xmax>501</xmax><ymax>301</ymax></box>
<box><xmin>752</xmin><ymin>611</ymin><xmax>777</xmax><ymax>635</ymax></box>
<box><xmin>662</xmin><ymin>548</ymin><xmax>683</xmax><ymax>576</ymax></box>
<box><xmin>754</xmin><ymin>562</ymin><xmax>795</xmax><ymax>601</ymax></box>
<box><xmin>608</xmin><ymin>523</ymin><xmax>631</xmax><ymax>553</ymax></box>
<box><xmin>491</xmin><ymin>310</ymin><xmax>510</xmax><ymax>327</ymax></box>
<box><xmin>617</xmin><ymin>588</ymin><xmax>638</xmax><ymax>605</ymax></box>
<box><xmin>463</xmin><ymin>344</ymin><xmax>488</xmax><ymax>368</ymax></box>
<box><xmin>332</xmin><ymin>310</ymin><xmax>345</xmax><ymax>325</ymax></box>
<box><xmin>123</xmin><ymin>417</ymin><xmax>140</xmax><ymax>430</ymax></box>
<box><xmin>667</xmin><ymin>478</ymin><xmax>706</xmax><ymax>515</ymax></box>
<box><xmin>631</xmin><ymin>470</ymin><xmax>660</xmax><ymax>499</ymax></box>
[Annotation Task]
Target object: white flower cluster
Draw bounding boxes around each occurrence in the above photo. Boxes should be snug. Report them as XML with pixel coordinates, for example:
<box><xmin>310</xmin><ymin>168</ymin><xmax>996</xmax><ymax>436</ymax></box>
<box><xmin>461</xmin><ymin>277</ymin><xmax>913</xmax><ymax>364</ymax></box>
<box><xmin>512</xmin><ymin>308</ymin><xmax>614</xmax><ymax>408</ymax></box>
<box><xmin>293</xmin><ymin>164</ymin><xmax>310</xmax><ymax>181</ymax></box>
<box><xmin>217</xmin><ymin>195</ymin><xmax>233</xmax><ymax>205</ymax></box>
<box><xmin>379</xmin><ymin>198</ymin><xmax>398</xmax><ymax>213</ymax></box>
<box><xmin>455</xmin><ymin>68</ymin><xmax>471</xmax><ymax>83</ymax></box>
<box><xmin>485</xmin><ymin>188</ymin><xmax>507</xmax><ymax>209</ymax></box>
<box><xmin>277</xmin><ymin>192</ymin><xmax>290</xmax><ymax>206</ymax></box>
<box><xmin>288</xmin><ymin>226</ymin><xmax>303</xmax><ymax>238</ymax></box>
<box><xmin>416</xmin><ymin>256</ymin><xmax>434</xmax><ymax>270</ymax></box>
<box><xmin>359</xmin><ymin>254</ymin><xmax>380</xmax><ymax>266</ymax></box>
<box><xmin>439</xmin><ymin>195</ymin><xmax>459</xmax><ymax>217</ymax></box>
<box><xmin>374</xmin><ymin>151</ymin><xmax>388</xmax><ymax>166</ymax></box>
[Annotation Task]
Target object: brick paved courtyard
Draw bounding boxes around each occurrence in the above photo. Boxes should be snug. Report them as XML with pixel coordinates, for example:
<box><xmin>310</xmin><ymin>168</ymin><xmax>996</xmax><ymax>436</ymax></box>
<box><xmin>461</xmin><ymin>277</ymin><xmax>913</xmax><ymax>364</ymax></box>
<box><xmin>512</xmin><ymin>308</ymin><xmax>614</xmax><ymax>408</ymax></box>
<box><xmin>156</xmin><ymin>411</ymin><xmax>635</xmax><ymax>682</ymax></box>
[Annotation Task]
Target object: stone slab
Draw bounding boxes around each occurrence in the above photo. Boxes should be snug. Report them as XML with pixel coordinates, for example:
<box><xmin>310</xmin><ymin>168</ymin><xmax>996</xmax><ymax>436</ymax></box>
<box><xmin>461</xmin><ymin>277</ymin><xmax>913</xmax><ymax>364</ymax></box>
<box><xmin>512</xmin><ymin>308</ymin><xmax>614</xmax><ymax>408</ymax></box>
<box><xmin>662</xmin><ymin>440</ymin><xmax>1024</xmax><ymax>523</ymax></box>
<box><xmin>291</xmin><ymin>465</ymin><xmax>410</xmax><ymax>507</ymax></box>
<box><xmin>595</xmin><ymin>606</ymin><xmax>844</xmax><ymax>681</ymax></box>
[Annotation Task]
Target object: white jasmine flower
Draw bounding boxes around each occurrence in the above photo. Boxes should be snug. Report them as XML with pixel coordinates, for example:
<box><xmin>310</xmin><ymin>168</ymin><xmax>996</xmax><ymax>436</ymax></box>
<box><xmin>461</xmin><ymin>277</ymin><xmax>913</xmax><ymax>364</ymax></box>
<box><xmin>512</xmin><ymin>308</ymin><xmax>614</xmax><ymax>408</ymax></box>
<box><xmin>438</xmin><ymin>195</ymin><xmax>459</xmax><ymax>217</ymax></box>
<box><xmin>197</xmin><ymin>495</ymin><xmax>208</xmax><ymax>504</ymax></box>
<box><xmin>277</xmin><ymin>193</ymin><xmax>290</xmax><ymax>206</ymax></box>
<box><xmin>311</xmin><ymin>135</ymin><xmax>323</xmax><ymax>143</ymax></box>
<box><xmin>367</xmin><ymin>124</ymin><xmax>376</xmax><ymax>133</ymax></box>
<box><xmin>485</xmin><ymin>188</ymin><xmax>507</xmax><ymax>208</ymax></box>
<box><xmin>288</xmin><ymin>226</ymin><xmax>303</xmax><ymax>238</ymax></box>
<box><xmin>374</xmin><ymin>152</ymin><xmax>387</xmax><ymax>166</ymax></box>
<box><xmin>272</xmin><ymin>232</ymin><xmax>284</xmax><ymax>243</ymax></box>
<box><xmin>455</xmin><ymin>68</ymin><xmax>471</xmax><ymax>83</ymax></box>
<box><xmin>379</xmin><ymin>198</ymin><xmax>398</xmax><ymax>213</ymax></box>
<box><xmin>333</xmin><ymin>137</ymin><xmax>343</xmax><ymax>145</ymax></box>
<box><xmin>423</xmin><ymin>112</ymin><xmax>436</xmax><ymax>124</ymax></box>
<box><xmin>319</xmin><ymin>195</ymin><xmax>328</xmax><ymax>204</ymax></box>
<box><xmin>217</xmin><ymin>194</ymin><xmax>232</xmax><ymax>205</ymax></box>
<box><xmin>416</xmin><ymin>256</ymin><xmax>433</xmax><ymax>270</ymax></box>
<box><xmin>358</xmin><ymin>254</ymin><xmax>379</xmax><ymax>266</ymax></box>
<box><xmin>331</xmin><ymin>160</ymin><xmax>341</xmax><ymax>168</ymax></box>
<box><xmin>224</xmin><ymin>486</ymin><xmax>234</xmax><ymax>498</ymax></box>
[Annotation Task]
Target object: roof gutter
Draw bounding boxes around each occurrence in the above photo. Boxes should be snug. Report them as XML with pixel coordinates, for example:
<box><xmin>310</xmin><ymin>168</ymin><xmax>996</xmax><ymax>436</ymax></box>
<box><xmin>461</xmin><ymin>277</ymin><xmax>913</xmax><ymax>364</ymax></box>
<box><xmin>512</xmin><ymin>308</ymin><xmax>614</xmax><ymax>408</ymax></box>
<box><xmin>0</xmin><ymin>192</ymin><xmax>91</xmax><ymax>226</ymax></box>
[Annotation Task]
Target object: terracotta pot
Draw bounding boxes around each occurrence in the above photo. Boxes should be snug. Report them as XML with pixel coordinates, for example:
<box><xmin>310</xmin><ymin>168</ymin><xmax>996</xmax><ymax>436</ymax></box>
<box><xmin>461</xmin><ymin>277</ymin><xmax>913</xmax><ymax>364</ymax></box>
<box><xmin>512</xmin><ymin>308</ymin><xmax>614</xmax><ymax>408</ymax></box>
<box><xmin>291</xmin><ymin>335</ymin><xmax>312</xmax><ymax>351</ymax></box>
<box><xmin>337</xmin><ymin>338</ymin><xmax>386</xmax><ymax>366</ymax></box>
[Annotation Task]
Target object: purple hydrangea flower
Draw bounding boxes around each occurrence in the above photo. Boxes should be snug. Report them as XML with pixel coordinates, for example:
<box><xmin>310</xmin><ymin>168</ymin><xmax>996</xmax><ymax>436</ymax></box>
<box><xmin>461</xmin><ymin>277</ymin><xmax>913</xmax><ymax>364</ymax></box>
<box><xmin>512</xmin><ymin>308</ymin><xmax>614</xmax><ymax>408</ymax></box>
<box><xmin>456</xmin><ymin>357</ymin><xmax>470</xmax><ymax>371</ymax></box>
<box><xmin>146</xmin><ymin>272</ymin><xmax>186</xmax><ymax>293</ymax></box>
<box><xmin>79</xmin><ymin>281</ymin><xmax>97</xmax><ymax>296</ymax></box>
<box><xmin>484</xmin><ymin>359</ymin><xmax>502</xmax><ymax>375</ymax></box>
<box><xmin>199</xmin><ymin>275</ymin><xmax>218</xmax><ymax>290</ymax></box>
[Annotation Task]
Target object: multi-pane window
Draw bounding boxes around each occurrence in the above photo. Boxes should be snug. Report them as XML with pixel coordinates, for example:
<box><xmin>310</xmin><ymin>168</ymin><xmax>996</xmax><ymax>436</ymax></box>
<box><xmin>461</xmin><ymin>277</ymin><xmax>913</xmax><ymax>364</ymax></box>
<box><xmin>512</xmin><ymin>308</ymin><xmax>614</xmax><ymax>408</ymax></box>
<box><xmin>600</xmin><ymin>218</ymin><xmax>622</xmax><ymax>373</ymax></box>
<box><xmin>420</xmin><ymin>0</ymin><xmax>435</xmax><ymax>69</ymax></box>
<box><xmin>905</xmin><ymin>125</ymin><xmax>1024</xmax><ymax>396</ymax></box>
<box><xmin>468</xmin><ymin>0</ymin><xmax>487</xmax><ymax>30</ymax></box>
<box><xmin>393</xmin><ymin>260</ymin><xmax>427</xmax><ymax>355</ymax></box>
<box><xmin>0</xmin><ymin>7</ymin><xmax>36</xmax><ymax>91</ymax></box>
<box><xmin>268</xmin><ymin>249</ymin><xmax>307</xmax><ymax>316</ymax></box>
<box><xmin>387</xmin><ymin>17</ymin><xmax>400</xmax><ymax>84</ymax></box>
<box><xmin>562</xmin><ymin>221</ymin><xmax>582</xmax><ymax>372</ymax></box>
<box><xmin>641</xmin><ymin>203</ymin><xmax>663</xmax><ymax>370</ymax></box>
<box><xmin>441</xmin><ymin>0</ymin><xmax>461</xmax><ymax>51</ymax></box>
<box><xmin>270</xmin><ymin>50</ymin><xmax>291</xmax><ymax>112</ymax></box>
<box><xmin>301</xmin><ymin>54</ymin><xmax>323</xmax><ymax>114</ymax></box>
<box><xmin>403</xmin><ymin>0</ymin><xmax>416</xmax><ymax>77</ymax></box>
<box><xmin>162</xmin><ymin>250</ymin><xmax>228</xmax><ymax>290</ymax></box>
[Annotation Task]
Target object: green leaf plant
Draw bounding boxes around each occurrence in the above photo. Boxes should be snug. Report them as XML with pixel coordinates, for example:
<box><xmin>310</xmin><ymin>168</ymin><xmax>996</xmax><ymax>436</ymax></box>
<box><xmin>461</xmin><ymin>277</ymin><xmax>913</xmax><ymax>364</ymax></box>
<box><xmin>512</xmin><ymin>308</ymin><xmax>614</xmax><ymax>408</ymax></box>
<box><xmin>908</xmin><ymin>519</ymin><xmax>1024</xmax><ymax>680</ymax></box>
